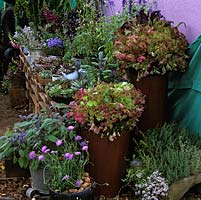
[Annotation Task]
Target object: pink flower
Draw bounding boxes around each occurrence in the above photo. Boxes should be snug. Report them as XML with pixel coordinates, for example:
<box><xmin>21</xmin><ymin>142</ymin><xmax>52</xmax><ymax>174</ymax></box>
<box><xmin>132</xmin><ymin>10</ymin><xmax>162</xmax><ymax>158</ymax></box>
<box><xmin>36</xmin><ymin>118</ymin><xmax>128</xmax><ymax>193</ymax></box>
<box><xmin>137</xmin><ymin>55</ymin><xmax>146</xmax><ymax>63</ymax></box>
<box><xmin>38</xmin><ymin>155</ymin><xmax>44</xmax><ymax>161</ymax></box>
<box><xmin>64</xmin><ymin>153</ymin><xmax>74</xmax><ymax>160</ymax></box>
<box><xmin>74</xmin><ymin>135</ymin><xmax>82</xmax><ymax>141</ymax></box>
<box><xmin>82</xmin><ymin>145</ymin><xmax>88</xmax><ymax>151</ymax></box>
<box><xmin>67</xmin><ymin>125</ymin><xmax>75</xmax><ymax>131</ymax></box>
<box><xmin>29</xmin><ymin>151</ymin><xmax>36</xmax><ymax>160</ymax></box>
<box><xmin>41</xmin><ymin>146</ymin><xmax>47</xmax><ymax>153</ymax></box>
<box><xmin>56</xmin><ymin>139</ymin><xmax>63</xmax><ymax>146</ymax></box>
<box><xmin>74</xmin><ymin>151</ymin><xmax>81</xmax><ymax>156</ymax></box>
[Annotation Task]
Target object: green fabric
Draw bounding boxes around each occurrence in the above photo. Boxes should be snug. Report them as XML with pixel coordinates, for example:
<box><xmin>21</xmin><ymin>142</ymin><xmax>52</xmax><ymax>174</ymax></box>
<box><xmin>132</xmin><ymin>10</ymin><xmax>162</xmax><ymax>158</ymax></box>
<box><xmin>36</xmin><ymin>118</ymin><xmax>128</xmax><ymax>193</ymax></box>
<box><xmin>0</xmin><ymin>0</ymin><xmax>3</xmax><ymax>10</ymax></box>
<box><xmin>168</xmin><ymin>35</ymin><xmax>201</xmax><ymax>135</ymax></box>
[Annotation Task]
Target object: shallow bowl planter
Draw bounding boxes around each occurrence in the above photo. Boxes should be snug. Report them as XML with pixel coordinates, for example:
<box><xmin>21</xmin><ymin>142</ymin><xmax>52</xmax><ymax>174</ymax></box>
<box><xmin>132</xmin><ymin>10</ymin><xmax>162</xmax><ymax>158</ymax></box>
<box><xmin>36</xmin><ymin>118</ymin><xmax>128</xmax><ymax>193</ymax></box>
<box><xmin>49</xmin><ymin>186</ymin><xmax>94</xmax><ymax>200</ymax></box>
<box><xmin>168</xmin><ymin>173</ymin><xmax>201</xmax><ymax>200</ymax></box>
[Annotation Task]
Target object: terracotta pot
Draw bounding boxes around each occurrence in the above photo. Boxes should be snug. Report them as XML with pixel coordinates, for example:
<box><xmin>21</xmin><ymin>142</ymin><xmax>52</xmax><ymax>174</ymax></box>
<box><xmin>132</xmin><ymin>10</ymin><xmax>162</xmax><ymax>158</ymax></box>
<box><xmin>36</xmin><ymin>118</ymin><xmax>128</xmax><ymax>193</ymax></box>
<box><xmin>81</xmin><ymin>131</ymin><xmax>132</xmax><ymax>198</ymax></box>
<box><xmin>127</xmin><ymin>69</ymin><xmax>168</xmax><ymax>131</ymax></box>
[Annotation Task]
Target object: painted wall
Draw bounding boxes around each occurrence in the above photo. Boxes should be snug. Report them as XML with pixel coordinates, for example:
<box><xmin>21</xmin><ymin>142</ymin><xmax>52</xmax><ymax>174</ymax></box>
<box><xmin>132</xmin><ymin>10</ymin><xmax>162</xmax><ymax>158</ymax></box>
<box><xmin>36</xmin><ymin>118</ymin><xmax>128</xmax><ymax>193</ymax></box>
<box><xmin>109</xmin><ymin>0</ymin><xmax>201</xmax><ymax>43</ymax></box>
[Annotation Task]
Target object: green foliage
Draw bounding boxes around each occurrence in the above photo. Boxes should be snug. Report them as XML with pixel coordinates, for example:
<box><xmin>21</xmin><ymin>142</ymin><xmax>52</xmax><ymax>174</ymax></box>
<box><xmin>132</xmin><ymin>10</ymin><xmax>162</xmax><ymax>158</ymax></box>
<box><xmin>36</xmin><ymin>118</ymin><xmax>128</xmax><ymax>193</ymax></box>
<box><xmin>69</xmin><ymin>14</ymin><xmax>127</xmax><ymax>60</ymax></box>
<box><xmin>0</xmin><ymin>78</ymin><xmax>10</xmax><ymax>94</ymax></box>
<box><xmin>124</xmin><ymin>123</ymin><xmax>201</xmax><ymax>185</ymax></box>
<box><xmin>45</xmin><ymin>79</ymin><xmax>75</xmax><ymax>99</ymax></box>
<box><xmin>39</xmin><ymin>69</ymin><xmax>53</xmax><ymax>79</ymax></box>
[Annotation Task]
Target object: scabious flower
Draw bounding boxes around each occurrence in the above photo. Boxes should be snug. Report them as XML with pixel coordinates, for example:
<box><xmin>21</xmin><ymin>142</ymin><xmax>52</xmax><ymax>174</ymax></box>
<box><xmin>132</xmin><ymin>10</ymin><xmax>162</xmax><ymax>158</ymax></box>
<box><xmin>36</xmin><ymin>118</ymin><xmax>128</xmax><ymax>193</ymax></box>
<box><xmin>38</xmin><ymin>155</ymin><xmax>44</xmax><ymax>161</ymax></box>
<box><xmin>67</xmin><ymin>125</ymin><xmax>75</xmax><ymax>131</ymax></box>
<box><xmin>75</xmin><ymin>180</ymin><xmax>82</xmax><ymax>187</ymax></box>
<box><xmin>62</xmin><ymin>175</ymin><xmax>70</xmax><ymax>181</ymax></box>
<box><xmin>56</xmin><ymin>139</ymin><xmax>63</xmax><ymax>146</ymax></box>
<box><xmin>80</xmin><ymin>141</ymin><xmax>87</xmax><ymax>147</ymax></box>
<box><xmin>75</xmin><ymin>135</ymin><xmax>82</xmax><ymax>141</ymax></box>
<box><xmin>64</xmin><ymin>153</ymin><xmax>74</xmax><ymax>160</ymax></box>
<box><xmin>74</xmin><ymin>151</ymin><xmax>81</xmax><ymax>156</ymax></box>
<box><xmin>41</xmin><ymin>145</ymin><xmax>47</xmax><ymax>153</ymax></box>
<box><xmin>29</xmin><ymin>151</ymin><xmax>36</xmax><ymax>160</ymax></box>
<box><xmin>82</xmin><ymin>145</ymin><xmax>88</xmax><ymax>151</ymax></box>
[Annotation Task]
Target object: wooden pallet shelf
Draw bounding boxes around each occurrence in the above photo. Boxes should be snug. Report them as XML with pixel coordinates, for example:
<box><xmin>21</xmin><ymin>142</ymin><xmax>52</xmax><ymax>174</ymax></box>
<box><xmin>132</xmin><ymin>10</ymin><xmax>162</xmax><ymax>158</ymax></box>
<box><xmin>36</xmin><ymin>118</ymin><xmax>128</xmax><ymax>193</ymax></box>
<box><xmin>20</xmin><ymin>51</ymin><xmax>52</xmax><ymax>114</ymax></box>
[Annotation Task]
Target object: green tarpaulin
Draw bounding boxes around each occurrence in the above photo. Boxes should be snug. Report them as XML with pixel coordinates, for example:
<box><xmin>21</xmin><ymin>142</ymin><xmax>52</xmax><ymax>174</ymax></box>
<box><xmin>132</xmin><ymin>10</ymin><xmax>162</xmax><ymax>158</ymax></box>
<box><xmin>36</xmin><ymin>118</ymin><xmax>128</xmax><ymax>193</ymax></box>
<box><xmin>168</xmin><ymin>35</ymin><xmax>201</xmax><ymax>136</ymax></box>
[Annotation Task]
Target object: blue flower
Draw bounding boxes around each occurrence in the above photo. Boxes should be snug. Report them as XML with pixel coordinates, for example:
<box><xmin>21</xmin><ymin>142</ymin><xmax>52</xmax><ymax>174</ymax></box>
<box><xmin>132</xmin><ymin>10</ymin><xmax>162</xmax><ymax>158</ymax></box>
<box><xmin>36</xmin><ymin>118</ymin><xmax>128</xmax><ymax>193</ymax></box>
<box><xmin>46</xmin><ymin>37</ymin><xmax>64</xmax><ymax>48</ymax></box>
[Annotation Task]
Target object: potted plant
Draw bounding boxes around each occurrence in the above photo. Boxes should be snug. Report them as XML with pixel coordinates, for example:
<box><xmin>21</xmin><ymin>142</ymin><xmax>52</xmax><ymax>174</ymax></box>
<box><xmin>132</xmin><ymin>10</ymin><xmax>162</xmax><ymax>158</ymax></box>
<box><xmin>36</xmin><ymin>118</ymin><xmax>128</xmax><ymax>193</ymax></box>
<box><xmin>39</xmin><ymin>127</ymin><xmax>94</xmax><ymax>199</ymax></box>
<box><xmin>68</xmin><ymin>81</ymin><xmax>145</xmax><ymax>197</ymax></box>
<box><xmin>45</xmin><ymin>79</ymin><xmax>86</xmax><ymax>104</ymax></box>
<box><xmin>123</xmin><ymin>123</ymin><xmax>201</xmax><ymax>200</ymax></box>
<box><xmin>114</xmin><ymin>8</ymin><xmax>189</xmax><ymax>131</ymax></box>
<box><xmin>0</xmin><ymin>109</ymin><xmax>79</xmax><ymax>194</ymax></box>
<box><xmin>114</xmin><ymin>9</ymin><xmax>189</xmax><ymax>81</ymax></box>
<box><xmin>13</xmin><ymin>24</ymin><xmax>47</xmax><ymax>65</ymax></box>
<box><xmin>45</xmin><ymin>37</ymin><xmax>64</xmax><ymax>57</ymax></box>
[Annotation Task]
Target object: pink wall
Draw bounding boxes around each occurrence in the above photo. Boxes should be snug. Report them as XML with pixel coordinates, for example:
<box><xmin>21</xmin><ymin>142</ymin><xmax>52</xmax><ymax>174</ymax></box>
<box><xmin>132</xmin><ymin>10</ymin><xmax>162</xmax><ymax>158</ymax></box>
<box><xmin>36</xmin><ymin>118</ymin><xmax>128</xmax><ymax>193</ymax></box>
<box><xmin>110</xmin><ymin>0</ymin><xmax>201</xmax><ymax>43</ymax></box>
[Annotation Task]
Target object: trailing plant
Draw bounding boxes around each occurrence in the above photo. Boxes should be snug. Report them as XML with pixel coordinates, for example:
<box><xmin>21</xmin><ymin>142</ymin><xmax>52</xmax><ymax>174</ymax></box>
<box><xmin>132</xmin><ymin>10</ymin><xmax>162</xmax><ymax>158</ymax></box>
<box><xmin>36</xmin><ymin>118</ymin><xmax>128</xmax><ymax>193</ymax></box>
<box><xmin>124</xmin><ymin>123</ymin><xmax>201</xmax><ymax>197</ymax></box>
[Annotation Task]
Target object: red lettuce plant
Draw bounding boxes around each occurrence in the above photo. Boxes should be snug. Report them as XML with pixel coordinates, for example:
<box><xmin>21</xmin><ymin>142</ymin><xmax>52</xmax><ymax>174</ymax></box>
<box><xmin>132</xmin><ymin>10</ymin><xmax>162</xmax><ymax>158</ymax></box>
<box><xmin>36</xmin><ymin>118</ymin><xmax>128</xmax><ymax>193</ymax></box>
<box><xmin>68</xmin><ymin>82</ymin><xmax>145</xmax><ymax>141</ymax></box>
<box><xmin>114</xmin><ymin>9</ymin><xmax>189</xmax><ymax>80</ymax></box>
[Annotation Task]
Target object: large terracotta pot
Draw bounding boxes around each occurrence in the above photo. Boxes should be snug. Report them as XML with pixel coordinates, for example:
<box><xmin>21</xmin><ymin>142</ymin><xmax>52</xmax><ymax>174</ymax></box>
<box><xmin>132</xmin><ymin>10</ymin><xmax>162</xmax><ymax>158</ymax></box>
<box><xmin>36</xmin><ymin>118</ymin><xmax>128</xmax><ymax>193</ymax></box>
<box><xmin>81</xmin><ymin>131</ymin><xmax>132</xmax><ymax>198</ymax></box>
<box><xmin>127</xmin><ymin>69</ymin><xmax>168</xmax><ymax>132</ymax></box>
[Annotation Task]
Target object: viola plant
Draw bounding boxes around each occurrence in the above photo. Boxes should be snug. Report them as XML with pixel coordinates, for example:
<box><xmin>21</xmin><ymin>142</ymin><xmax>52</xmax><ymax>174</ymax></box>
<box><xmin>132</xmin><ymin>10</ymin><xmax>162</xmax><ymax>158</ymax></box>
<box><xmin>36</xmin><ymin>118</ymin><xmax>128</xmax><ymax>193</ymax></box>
<box><xmin>46</xmin><ymin>37</ymin><xmax>64</xmax><ymax>56</ymax></box>
<box><xmin>68</xmin><ymin>82</ymin><xmax>145</xmax><ymax>141</ymax></box>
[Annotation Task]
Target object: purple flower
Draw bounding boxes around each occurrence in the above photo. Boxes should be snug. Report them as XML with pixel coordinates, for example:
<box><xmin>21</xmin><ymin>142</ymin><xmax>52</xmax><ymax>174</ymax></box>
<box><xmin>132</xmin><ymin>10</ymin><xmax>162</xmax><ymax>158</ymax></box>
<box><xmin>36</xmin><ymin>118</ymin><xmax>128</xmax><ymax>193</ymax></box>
<box><xmin>74</xmin><ymin>151</ymin><xmax>81</xmax><ymax>156</ymax></box>
<box><xmin>108</xmin><ymin>0</ymin><xmax>115</xmax><ymax>6</ymax></box>
<box><xmin>75</xmin><ymin>180</ymin><xmax>82</xmax><ymax>187</ymax></box>
<box><xmin>62</xmin><ymin>175</ymin><xmax>70</xmax><ymax>181</ymax></box>
<box><xmin>80</xmin><ymin>141</ymin><xmax>87</xmax><ymax>147</ymax></box>
<box><xmin>67</xmin><ymin>125</ymin><xmax>75</xmax><ymax>131</ymax></box>
<box><xmin>38</xmin><ymin>155</ymin><xmax>44</xmax><ymax>161</ymax></box>
<box><xmin>75</xmin><ymin>135</ymin><xmax>82</xmax><ymax>141</ymax></box>
<box><xmin>41</xmin><ymin>145</ymin><xmax>47</xmax><ymax>153</ymax></box>
<box><xmin>29</xmin><ymin>151</ymin><xmax>36</xmax><ymax>160</ymax></box>
<box><xmin>40</xmin><ymin>145</ymin><xmax>50</xmax><ymax>154</ymax></box>
<box><xmin>64</xmin><ymin>153</ymin><xmax>74</xmax><ymax>160</ymax></box>
<box><xmin>46</xmin><ymin>37</ymin><xmax>64</xmax><ymax>48</ymax></box>
<box><xmin>122</xmin><ymin>0</ymin><xmax>127</xmax><ymax>8</ymax></box>
<box><xmin>56</xmin><ymin>139</ymin><xmax>63</xmax><ymax>146</ymax></box>
<box><xmin>19</xmin><ymin>132</ymin><xmax>26</xmax><ymax>142</ymax></box>
<box><xmin>82</xmin><ymin>145</ymin><xmax>88</xmax><ymax>151</ymax></box>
